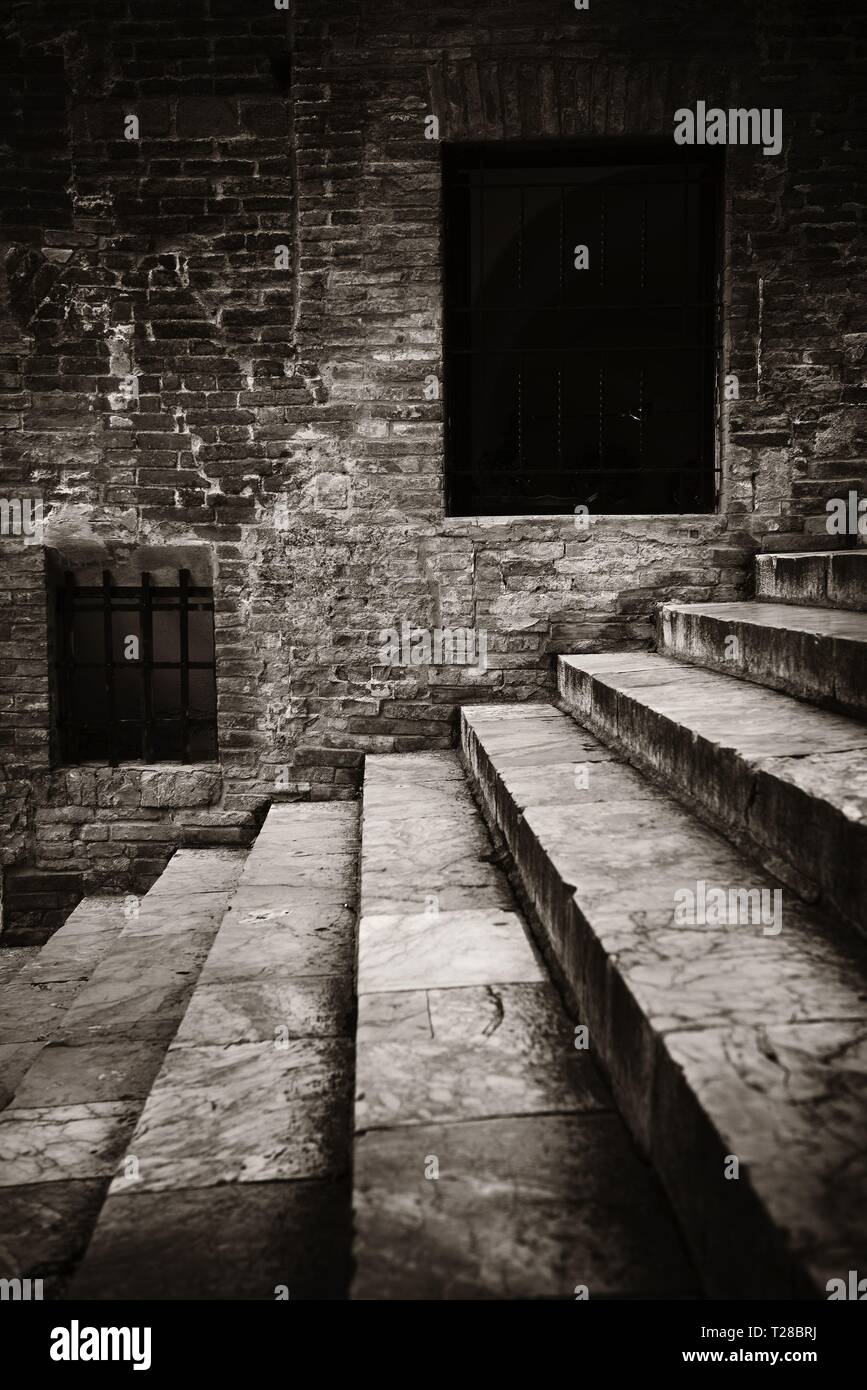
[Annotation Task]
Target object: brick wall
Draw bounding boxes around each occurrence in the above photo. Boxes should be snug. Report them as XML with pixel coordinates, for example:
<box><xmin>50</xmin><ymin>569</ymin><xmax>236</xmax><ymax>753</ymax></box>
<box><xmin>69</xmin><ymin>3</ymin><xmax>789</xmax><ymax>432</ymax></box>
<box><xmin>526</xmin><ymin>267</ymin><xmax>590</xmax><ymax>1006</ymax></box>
<box><xmin>1</xmin><ymin>0</ymin><xmax>865</xmax><ymax>915</ymax></box>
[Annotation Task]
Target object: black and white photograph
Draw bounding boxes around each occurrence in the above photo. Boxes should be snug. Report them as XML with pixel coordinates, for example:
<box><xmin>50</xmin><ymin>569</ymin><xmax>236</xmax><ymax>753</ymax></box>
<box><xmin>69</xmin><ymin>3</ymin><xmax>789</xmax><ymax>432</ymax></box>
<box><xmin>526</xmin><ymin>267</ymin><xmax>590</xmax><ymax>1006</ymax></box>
<box><xmin>0</xmin><ymin>0</ymin><xmax>865</xmax><ymax>1357</ymax></box>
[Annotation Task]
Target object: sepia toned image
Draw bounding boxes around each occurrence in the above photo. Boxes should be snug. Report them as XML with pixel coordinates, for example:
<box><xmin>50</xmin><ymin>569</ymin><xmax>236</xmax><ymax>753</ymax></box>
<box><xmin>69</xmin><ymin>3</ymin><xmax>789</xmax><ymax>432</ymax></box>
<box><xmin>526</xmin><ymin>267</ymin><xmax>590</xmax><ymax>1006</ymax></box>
<box><xmin>0</xmin><ymin>0</ymin><xmax>864</xmax><ymax>1350</ymax></box>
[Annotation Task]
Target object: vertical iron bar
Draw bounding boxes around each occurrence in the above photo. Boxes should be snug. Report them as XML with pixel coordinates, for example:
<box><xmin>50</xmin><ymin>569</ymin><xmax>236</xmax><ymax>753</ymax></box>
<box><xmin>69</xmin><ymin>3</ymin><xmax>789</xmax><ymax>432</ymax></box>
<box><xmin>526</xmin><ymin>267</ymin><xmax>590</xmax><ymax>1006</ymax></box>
<box><xmin>598</xmin><ymin>362</ymin><xmax>605</xmax><ymax>471</ymax></box>
<box><xmin>559</xmin><ymin>183</ymin><xmax>564</xmax><ymax>302</ymax></box>
<box><xmin>478</xmin><ymin>177</ymin><xmax>484</xmax><ymax>313</ymax></box>
<box><xmin>559</xmin><ymin>184</ymin><xmax>565</xmax><ymax>482</ymax></box>
<box><xmin>517</xmin><ymin>357</ymin><xmax>523</xmax><ymax>475</ymax></box>
<box><xmin>477</xmin><ymin>178</ymin><xmax>485</xmax><ymax>499</ymax></box>
<box><xmin>639</xmin><ymin>365</ymin><xmax>645</xmax><ymax>464</ymax></box>
<box><xmin>179</xmin><ymin>568</ymin><xmax>190</xmax><ymax>763</ymax></box>
<box><xmin>102</xmin><ymin>569</ymin><xmax>117</xmax><ymax>768</ymax></box>
<box><xmin>683</xmin><ymin>177</ymin><xmax>689</xmax><ymax>369</ymax></box>
<box><xmin>557</xmin><ymin>366</ymin><xmax>563</xmax><ymax>472</ymax></box>
<box><xmin>640</xmin><ymin>194</ymin><xmax>647</xmax><ymax>292</ymax></box>
<box><xmin>681</xmin><ymin>176</ymin><xmax>689</xmax><ymax>510</ymax></box>
<box><xmin>142</xmin><ymin>571</ymin><xmax>154</xmax><ymax>763</ymax></box>
<box><xmin>63</xmin><ymin>571</ymin><xmax>76</xmax><ymax>763</ymax></box>
<box><xmin>699</xmin><ymin>231</ymin><xmax>707</xmax><ymax>511</ymax></box>
<box><xmin>518</xmin><ymin>188</ymin><xmax>524</xmax><ymax>485</ymax></box>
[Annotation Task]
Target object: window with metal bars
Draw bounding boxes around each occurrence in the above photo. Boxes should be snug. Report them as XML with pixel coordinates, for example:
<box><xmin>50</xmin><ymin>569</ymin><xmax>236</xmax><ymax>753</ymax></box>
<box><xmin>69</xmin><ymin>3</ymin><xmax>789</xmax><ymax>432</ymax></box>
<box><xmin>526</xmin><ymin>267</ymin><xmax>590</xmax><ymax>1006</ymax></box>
<box><xmin>53</xmin><ymin>569</ymin><xmax>218</xmax><ymax>766</ymax></box>
<box><xmin>443</xmin><ymin>143</ymin><xmax>722</xmax><ymax>516</ymax></box>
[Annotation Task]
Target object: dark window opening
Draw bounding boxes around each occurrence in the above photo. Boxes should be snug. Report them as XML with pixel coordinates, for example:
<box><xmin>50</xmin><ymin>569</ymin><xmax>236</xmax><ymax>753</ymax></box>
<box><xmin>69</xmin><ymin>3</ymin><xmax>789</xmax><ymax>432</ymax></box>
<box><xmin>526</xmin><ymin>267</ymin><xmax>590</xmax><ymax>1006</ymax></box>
<box><xmin>443</xmin><ymin>143</ymin><xmax>721</xmax><ymax>516</ymax></box>
<box><xmin>53</xmin><ymin>569</ymin><xmax>218</xmax><ymax>766</ymax></box>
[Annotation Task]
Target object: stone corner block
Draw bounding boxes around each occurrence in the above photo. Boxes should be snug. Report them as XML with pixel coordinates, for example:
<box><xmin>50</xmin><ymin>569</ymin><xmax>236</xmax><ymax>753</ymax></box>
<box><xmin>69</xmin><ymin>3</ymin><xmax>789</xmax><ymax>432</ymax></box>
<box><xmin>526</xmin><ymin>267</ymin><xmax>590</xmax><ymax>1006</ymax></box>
<box><xmin>140</xmin><ymin>767</ymin><xmax>222</xmax><ymax>810</ymax></box>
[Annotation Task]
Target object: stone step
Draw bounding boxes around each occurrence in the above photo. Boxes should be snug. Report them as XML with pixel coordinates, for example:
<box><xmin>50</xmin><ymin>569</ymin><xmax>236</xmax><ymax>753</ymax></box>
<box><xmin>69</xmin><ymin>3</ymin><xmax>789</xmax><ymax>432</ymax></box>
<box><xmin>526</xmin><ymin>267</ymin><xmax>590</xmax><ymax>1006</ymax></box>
<box><xmin>0</xmin><ymin>946</ymin><xmax>41</xmax><ymax>990</ymax></box>
<box><xmin>0</xmin><ymin>848</ymin><xmax>245</xmax><ymax>1297</ymax></box>
<box><xmin>70</xmin><ymin>805</ymin><xmax>358</xmax><ymax>1301</ymax></box>
<box><xmin>461</xmin><ymin>702</ymin><xmax>867</xmax><ymax>1298</ymax></box>
<box><xmin>755</xmin><ymin>550</ymin><xmax>867</xmax><ymax>612</ymax></box>
<box><xmin>659</xmin><ymin>600</ymin><xmax>867</xmax><ymax>720</ymax></box>
<box><xmin>0</xmin><ymin>897</ymin><xmax>125</xmax><ymax>1110</ymax></box>
<box><xmin>558</xmin><ymin>651</ymin><xmax>867</xmax><ymax>937</ymax></box>
<box><xmin>352</xmin><ymin>749</ymin><xmax>697</xmax><ymax>1300</ymax></box>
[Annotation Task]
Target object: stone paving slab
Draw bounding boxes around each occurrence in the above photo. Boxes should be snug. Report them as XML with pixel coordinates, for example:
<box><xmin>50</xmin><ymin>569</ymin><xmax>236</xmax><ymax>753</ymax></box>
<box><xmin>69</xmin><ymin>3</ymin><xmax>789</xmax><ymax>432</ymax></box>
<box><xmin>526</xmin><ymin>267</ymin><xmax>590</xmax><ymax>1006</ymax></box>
<box><xmin>104</xmin><ymin>1038</ymin><xmax>353</xmax><ymax>1192</ymax></box>
<box><xmin>0</xmin><ymin>1044</ymin><xmax>42</xmax><ymax>1108</ymax></box>
<box><xmin>239</xmin><ymin>850</ymin><xmax>357</xmax><ymax>892</ymax></box>
<box><xmin>361</xmin><ymin>879</ymin><xmax>514</xmax><ymax>916</ymax></box>
<box><xmin>0</xmin><ymin>980</ymin><xmax>92</xmax><ymax>1048</ymax></box>
<box><xmin>26</xmin><ymin>932</ymin><xmax>126</xmax><ymax>985</ymax></box>
<box><xmin>10</xmin><ymin>1041</ymin><xmax>165</xmax><ymax>1110</ymax></box>
<box><xmin>252</xmin><ymin>801</ymin><xmax>357</xmax><ymax>847</ymax></box>
<box><xmin>175</xmin><ymin>974</ymin><xmax>353</xmax><ymax>1045</ymax></box>
<box><xmin>204</xmin><ymin>888</ymin><xmax>355</xmax><ymax>980</ymax></box>
<box><xmin>120</xmin><ymin>891</ymin><xmax>229</xmax><ymax>939</ymax></box>
<box><xmin>352</xmin><ymin>750</ymin><xmax>697</xmax><ymax>1300</ymax></box>
<box><xmin>144</xmin><ymin>847</ymin><xmax>247</xmax><ymax>897</ymax></box>
<box><xmin>461</xmin><ymin>701</ymin><xmax>867</xmax><ymax>1297</ymax></box>
<box><xmin>362</xmin><ymin>781</ymin><xmax>487</xmax><ymax>819</ymax></box>
<box><xmin>0</xmin><ymin>1102</ymin><xmax>138</xmax><ymax>1186</ymax></box>
<box><xmin>0</xmin><ymin>946</ymin><xmax>40</xmax><ymax>989</ymax></box>
<box><xmin>360</xmin><ymin>751</ymin><xmax>468</xmax><ymax>784</ymax></box>
<box><xmin>0</xmin><ymin>898</ymin><xmax>124</xmax><ymax>1049</ymax></box>
<box><xmin>0</xmin><ymin>1181</ymin><xmax>106</xmax><ymax>1295</ymax></box>
<box><xmin>558</xmin><ymin>651</ymin><xmax>867</xmax><ymax>935</ymax></box>
<box><xmin>360</xmin><ymin>754</ymin><xmax>511</xmax><ymax>917</ymax></box>
<box><xmin>358</xmin><ymin>910</ymin><xmax>543</xmax><ymax>993</ymax></box>
<box><xmin>70</xmin><ymin>803</ymin><xmax>359</xmax><ymax>1300</ymax></box>
<box><xmin>356</xmin><ymin>983</ymin><xmax>609</xmax><ymax>1130</ymax></box>
<box><xmin>353</xmin><ymin>1114</ymin><xmax>695</xmax><ymax>1301</ymax></box>
<box><xmin>71</xmin><ymin>1179</ymin><xmax>351</xmax><ymax>1300</ymax></box>
<box><xmin>56</xmin><ymin>931</ymin><xmax>219</xmax><ymax>1044</ymax></box>
<box><xmin>661</xmin><ymin>600</ymin><xmax>867</xmax><ymax>718</ymax></box>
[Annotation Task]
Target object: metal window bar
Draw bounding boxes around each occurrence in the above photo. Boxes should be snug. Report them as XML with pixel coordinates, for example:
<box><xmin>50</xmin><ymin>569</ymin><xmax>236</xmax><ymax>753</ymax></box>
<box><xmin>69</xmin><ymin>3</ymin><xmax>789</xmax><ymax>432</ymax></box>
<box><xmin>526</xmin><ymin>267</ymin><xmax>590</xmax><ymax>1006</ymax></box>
<box><xmin>61</xmin><ymin>572</ymin><xmax>77</xmax><ymax>765</ymax></box>
<box><xmin>141</xmin><ymin>570</ymin><xmax>154</xmax><ymax>763</ymax></box>
<box><xmin>179</xmin><ymin>567</ymin><xmax>190</xmax><ymax>765</ymax></box>
<box><xmin>102</xmin><ymin>569</ymin><xmax>117</xmax><ymax>768</ymax></box>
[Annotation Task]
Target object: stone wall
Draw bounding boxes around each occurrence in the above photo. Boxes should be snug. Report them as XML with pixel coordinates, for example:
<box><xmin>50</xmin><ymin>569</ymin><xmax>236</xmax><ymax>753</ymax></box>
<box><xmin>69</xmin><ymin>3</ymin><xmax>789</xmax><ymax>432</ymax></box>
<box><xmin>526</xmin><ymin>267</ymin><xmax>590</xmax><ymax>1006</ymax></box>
<box><xmin>1</xmin><ymin>0</ymin><xmax>865</xmax><ymax>915</ymax></box>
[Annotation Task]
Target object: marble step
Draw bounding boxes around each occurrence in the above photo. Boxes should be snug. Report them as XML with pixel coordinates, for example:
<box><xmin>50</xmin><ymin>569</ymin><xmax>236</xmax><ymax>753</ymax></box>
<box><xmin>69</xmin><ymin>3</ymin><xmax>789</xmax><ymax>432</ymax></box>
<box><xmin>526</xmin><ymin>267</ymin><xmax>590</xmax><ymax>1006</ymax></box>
<box><xmin>0</xmin><ymin>897</ymin><xmax>125</xmax><ymax>1110</ymax></box>
<box><xmin>0</xmin><ymin>946</ymin><xmax>41</xmax><ymax>991</ymax></box>
<box><xmin>352</xmin><ymin>750</ymin><xmax>697</xmax><ymax>1300</ymax></box>
<box><xmin>70</xmin><ymin>805</ymin><xmax>358</xmax><ymax>1301</ymax></box>
<box><xmin>460</xmin><ymin>702</ymin><xmax>867</xmax><ymax>1299</ymax></box>
<box><xmin>659</xmin><ymin>601</ymin><xmax>867</xmax><ymax>720</ymax></box>
<box><xmin>0</xmin><ymin>848</ymin><xmax>245</xmax><ymax>1297</ymax></box>
<box><xmin>755</xmin><ymin>550</ymin><xmax>867</xmax><ymax>612</ymax></box>
<box><xmin>558</xmin><ymin>651</ymin><xmax>867</xmax><ymax>937</ymax></box>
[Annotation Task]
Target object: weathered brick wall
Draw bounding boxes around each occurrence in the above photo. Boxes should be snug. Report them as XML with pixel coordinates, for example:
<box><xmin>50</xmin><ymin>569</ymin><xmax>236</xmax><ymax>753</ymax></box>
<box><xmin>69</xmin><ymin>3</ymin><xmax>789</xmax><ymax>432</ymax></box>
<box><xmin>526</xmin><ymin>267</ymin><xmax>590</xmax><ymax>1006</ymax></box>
<box><xmin>1</xmin><ymin>0</ymin><xmax>865</xmax><ymax>912</ymax></box>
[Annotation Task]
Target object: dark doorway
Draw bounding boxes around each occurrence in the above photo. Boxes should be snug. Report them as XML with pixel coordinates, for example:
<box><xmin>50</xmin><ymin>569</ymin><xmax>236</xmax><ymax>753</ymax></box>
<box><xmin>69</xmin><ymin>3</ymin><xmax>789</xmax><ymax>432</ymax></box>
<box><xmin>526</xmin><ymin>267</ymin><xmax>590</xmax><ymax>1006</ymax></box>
<box><xmin>443</xmin><ymin>143</ymin><xmax>722</xmax><ymax>517</ymax></box>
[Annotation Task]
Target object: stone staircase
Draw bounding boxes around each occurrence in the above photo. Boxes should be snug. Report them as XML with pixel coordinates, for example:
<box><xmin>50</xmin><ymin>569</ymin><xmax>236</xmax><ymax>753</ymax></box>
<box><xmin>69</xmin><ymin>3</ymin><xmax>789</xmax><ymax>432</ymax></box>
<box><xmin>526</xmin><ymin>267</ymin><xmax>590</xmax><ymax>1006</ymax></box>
<box><xmin>0</xmin><ymin>808</ymin><xmax>358</xmax><ymax>1301</ymax></box>
<box><xmin>462</xmin><ymin>549</ymin><xmax>867</xmax><ymax>1298</ymax></box>
<box><xmin>0</xmin><ymin>548</ymin><xmax>863</xmax><ymax>1300</ymax></box>
<box><xmin>352</xmin><ymin>751</ymin><xmax>695</xmax><ymax>1299</ymax></box>
<box><xmin>71</xmin><ymin>804</ymin><xmax>357</xmax><ymax>1300</ymax></box>
<box><xmin>0</xmin><ymin>849</ymin><xmax>245</xmax><ymax>1296</ymax></box>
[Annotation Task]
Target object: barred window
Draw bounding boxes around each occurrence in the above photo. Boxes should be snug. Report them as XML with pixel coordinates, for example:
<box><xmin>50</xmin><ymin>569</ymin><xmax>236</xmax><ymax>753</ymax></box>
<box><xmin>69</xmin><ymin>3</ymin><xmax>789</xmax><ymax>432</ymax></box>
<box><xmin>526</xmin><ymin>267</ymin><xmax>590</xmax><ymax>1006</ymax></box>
<box><xmin>54</xmin><ymin>569</ymin><xmax>217</xmax><ymax>765</ymax></box>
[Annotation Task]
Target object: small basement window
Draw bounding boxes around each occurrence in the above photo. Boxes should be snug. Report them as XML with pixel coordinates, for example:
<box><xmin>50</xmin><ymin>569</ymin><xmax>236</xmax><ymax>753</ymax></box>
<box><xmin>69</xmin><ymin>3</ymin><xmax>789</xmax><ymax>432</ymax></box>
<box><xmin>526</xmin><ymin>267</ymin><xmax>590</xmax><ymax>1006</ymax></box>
<box><xmin>53</xmin><ymin>568</ymin><xmax>217</xmax><ymax>765</ymax></box>
<box><xmin>443</xmin><ymin>143</ymin><xmax>721</xmax><ymax>516</ymax></box>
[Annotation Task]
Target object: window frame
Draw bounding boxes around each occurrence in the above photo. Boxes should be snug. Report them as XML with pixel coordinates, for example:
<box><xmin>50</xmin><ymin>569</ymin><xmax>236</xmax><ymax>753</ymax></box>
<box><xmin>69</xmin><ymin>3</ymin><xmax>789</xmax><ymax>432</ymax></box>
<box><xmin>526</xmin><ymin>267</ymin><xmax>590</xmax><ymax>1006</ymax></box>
<box><xmin>52</xmin><ymin>567</ymin><xmax>218</xmax><ymax>768</ymax></box>
<box><xmin>441</xmin><ymin>140</ymin><xmax>724</xmax><ymax>519</ymax></box>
